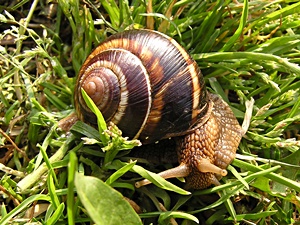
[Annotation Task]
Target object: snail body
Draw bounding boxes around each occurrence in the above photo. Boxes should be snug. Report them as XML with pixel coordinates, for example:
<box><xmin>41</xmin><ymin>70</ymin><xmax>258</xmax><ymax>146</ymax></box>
<box><xmin>74</xmin><ymin>29</ymin><xmax>244</xmax><ymax>189</ymax></box>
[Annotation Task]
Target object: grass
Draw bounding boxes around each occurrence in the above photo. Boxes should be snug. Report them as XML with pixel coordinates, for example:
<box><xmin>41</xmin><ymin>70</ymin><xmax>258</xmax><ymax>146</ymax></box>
<box><xmin>0</xmin><ymin>0</ymin><xmax>300</xmax><ymax>224</ymax></box>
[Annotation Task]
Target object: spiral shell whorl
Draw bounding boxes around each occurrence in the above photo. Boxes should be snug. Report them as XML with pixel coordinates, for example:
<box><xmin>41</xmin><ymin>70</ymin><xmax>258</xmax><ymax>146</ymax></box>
<box><xmin>75</xmin><ymin>29</ymin><xmax>208</xmax><ymax>144</ymax></box>
<box><xmin>82</xmin><ymin>76</ymin><xmax>104</xmax><ymax>106</ymax></box>
<box><xmin>75</xmin><ymin>48</ymin><xmax>152</xmax><ymax>139</ymax></box>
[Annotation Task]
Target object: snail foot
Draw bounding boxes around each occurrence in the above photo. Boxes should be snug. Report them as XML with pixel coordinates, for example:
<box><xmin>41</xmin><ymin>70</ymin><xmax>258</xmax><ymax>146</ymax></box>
<box><xmin>58</xmin><ymin>112</ymin><xmax>78</xmax><ymax>132</ymax></box>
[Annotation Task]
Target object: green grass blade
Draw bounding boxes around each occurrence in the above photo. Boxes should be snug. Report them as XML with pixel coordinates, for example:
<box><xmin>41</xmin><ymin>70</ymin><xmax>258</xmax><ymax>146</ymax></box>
<box><xmin>105</xmin><ymin>160</ymin><xmax>136</xmax><ymax>186</ymax></box>
<box><xmin>220</xmin><ymin>0</ymin><xmax>248</xmax><ymax>52</ymax></box>
<box><xmin>45</xmin><ymin>203</ymin><xmax>65</xmax><ymax>225</ymax></box>
<box><xmin>132</xmin><ymin>164</ymin><xmax>190</xmax><ymax>195</ymax></box>
<box><xmin>67</xmin><ymin>151</ymin><xmax>77</xmax><ymax>225</ymax></box>
<box><xmin>0</xmin><ymin>194</ymin><xmax>50</xmax><ymax>225</ymax></box>
<box><xmin>81</xmin><ymin>88</ymin><xmax>108</xmax><ymax>144</ymax></box>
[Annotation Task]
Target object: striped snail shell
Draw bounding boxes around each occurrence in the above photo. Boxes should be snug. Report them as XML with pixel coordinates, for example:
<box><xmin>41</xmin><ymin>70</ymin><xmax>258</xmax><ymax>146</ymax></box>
<box><xmin>75</xmin><ymin>29</ymin><xmax>208</xmax><ymax>144</ymax></box>
<box><xmin>74</xmin><ymin>29</ymin><xmax>244</xmax><ymax>189</ymax></box>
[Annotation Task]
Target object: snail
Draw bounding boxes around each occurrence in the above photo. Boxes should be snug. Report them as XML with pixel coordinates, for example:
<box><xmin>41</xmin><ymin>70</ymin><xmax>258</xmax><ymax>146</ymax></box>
<box><xmin>70</xmin><ymin>29</ymin><xmax>246</xmax><ymax>189</ymax></box>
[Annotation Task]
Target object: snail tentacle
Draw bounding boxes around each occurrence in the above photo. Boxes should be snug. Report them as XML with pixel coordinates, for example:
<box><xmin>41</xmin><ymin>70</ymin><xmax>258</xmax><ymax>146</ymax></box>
<box><xmin>135</xmin><ymin>163</ymin><xmax>190</xmax><ymax>188</ymax></box>
<box><xmin>196</xmin><ymin>158</ymin><xmax>227</xmax><ymax>176</ymax></box>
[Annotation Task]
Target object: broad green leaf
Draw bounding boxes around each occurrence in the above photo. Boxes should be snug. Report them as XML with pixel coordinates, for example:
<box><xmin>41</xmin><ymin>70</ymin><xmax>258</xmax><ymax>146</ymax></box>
<box><xmin>75</xmin><ymin>172</ymin><xmax>142</xmax><ymax>225</ymax></box>
<box><xmin>251</xmin><ymin>176</ymin><xmax>271</xmax><ymax>193</ymax></box>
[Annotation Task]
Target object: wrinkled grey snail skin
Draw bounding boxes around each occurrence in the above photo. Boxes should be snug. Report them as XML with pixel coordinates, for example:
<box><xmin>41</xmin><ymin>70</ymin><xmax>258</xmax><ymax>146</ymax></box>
<box><xmin>63</xmin><ymin>29</ymin><xmax>245</xmax><ymax>189</ymax></box>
